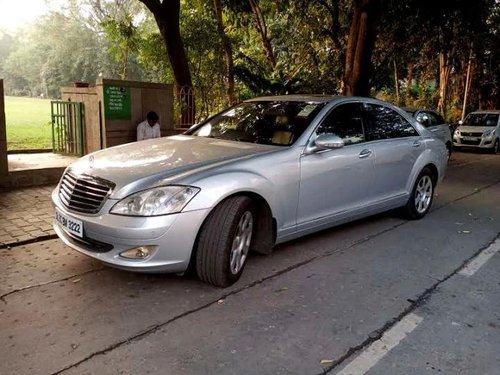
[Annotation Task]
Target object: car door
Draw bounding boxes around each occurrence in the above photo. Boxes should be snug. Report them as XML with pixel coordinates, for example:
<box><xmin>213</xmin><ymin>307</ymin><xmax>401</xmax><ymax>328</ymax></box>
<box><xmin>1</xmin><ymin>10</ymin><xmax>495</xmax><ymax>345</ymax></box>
<box><xmin>363</xmin><ymin>103</ymin><xmax>423</xmax><ymax>202</ymax></box>
<box><xmin>297</xmin><ymin>102</ymin><xmax>375</xmax><ymax>230</ymax></box>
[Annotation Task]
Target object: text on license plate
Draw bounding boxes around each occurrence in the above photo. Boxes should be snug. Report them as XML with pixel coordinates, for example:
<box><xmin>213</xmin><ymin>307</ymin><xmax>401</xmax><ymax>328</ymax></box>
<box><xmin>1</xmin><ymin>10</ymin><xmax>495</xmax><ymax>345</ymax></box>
<box><xmin>462</xmin><ymin>136</ymin><xmax>477</xmax><ymax>141</ymax></box>
<box><xmin>55</xmin><ymin>209</ymin><xmax>83</xmax><ymax>238</ymax></box>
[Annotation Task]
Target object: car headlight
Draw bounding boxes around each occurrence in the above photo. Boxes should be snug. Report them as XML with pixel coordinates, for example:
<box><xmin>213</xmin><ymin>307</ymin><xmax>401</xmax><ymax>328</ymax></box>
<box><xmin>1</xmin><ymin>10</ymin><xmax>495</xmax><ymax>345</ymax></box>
<box><xmin>110</xmin><ymin>186</ymin><xmax>200</xmax><ymax>216</ymax></box>
<box><xmin>483</xmin><ymin>129</ymin><xmax>494</xmax><ymax>137</ymax></box>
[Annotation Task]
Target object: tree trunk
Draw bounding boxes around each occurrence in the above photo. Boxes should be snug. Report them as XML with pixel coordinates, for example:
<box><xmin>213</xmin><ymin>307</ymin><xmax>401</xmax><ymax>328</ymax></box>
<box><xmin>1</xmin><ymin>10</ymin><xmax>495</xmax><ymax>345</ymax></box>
<box><xmin>437</xmin><ymin>49</ymin><xmax>454</xmax><ymax>117</ymax></box>
<box><xmin>406</xmin><ymin>63</ymin><xmax>414</xmax><ymax>105</ymax></box>
<box><xmin>393</xmin><ymin>60</ymin><xmax>400</xmax><ymax>104</ymax></box>
<box><xmin>342</xmin><ymin>0</ymin><xmax>379</xmax><ymax>96</ymax></box>
<box><xmin>248</xmin><ymin>0</ymin><xmax>276</xmax><ymax>68</ymax></box>
<box><xmin>140</xmin><ymin>0</ymin><xmax>194</xmax><ymax>125</ymax></box>
<box><xmin>212</xmin><ymin>0</ymin><xmax>235</xmax><ymax>105</ymax></box>
<box><xmin>122</xmin><ymin>45</ymin><xmax>129</xmax><ymax>80</ymax></box>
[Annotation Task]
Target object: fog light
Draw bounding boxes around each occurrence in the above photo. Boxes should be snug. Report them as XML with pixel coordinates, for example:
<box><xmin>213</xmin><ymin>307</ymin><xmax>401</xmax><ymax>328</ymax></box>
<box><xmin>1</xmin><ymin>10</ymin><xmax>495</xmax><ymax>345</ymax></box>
<box><xmin>120</xmin><ymin>246</ymin><xmax>156</xmax><ymax>259</ymax></box>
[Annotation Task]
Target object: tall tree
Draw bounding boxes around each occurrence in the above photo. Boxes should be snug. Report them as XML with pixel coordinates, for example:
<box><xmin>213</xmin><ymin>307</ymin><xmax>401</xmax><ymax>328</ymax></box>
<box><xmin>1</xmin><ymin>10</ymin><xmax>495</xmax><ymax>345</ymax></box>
<box><xmin>248</xmin><ymin>0</ymin><xmax>276</xmax><ymax>68</ymax></box>
<box><xmin>212</xmin><ymin>0</ymin><xmax>235</xmax><ymax>105</ymax></box>
<box><xmin>139</xmin><ymin>0</ymin><xmax>194</xmax><ymax>124</ymax></box>
<box><xmin>139</xmin><ymin>0</ymin><xmax>192</xmax><ymax>89</ymax></box>
<box><xmin>342</xmin><ymin>0</ymin><xmax>379</xmax><ymax>96</ymax></box>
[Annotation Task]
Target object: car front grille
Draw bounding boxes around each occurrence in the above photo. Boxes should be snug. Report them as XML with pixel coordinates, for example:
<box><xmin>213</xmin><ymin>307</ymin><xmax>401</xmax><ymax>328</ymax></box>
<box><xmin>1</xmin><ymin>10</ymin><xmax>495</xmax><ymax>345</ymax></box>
<box><xmin>59</xmin><ymin>171</ymin><xmax>115</xmax><ymax>214</ymax></box>
<box><xmin>461</xmin><ymin>139</ymin><xmax>481</xmax><ymax>145</ymax></box>
<box><xmin>461</xmin><ymin>132</ymin><xmax>483</xmax><ymax>137</ymax></box>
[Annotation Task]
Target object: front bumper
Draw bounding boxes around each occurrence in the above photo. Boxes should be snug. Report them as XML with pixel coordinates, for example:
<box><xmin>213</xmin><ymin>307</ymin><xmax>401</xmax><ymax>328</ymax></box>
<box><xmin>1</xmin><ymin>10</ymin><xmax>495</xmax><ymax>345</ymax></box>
<box><xmin>52</xmin><ymin>189</ymin><xmax>209</xmax><ymax>273</ymax></box>
<box><xmin>453</xmin><ymin>136</ymin><xmax>495</xmax><ymax>149</ymax></box>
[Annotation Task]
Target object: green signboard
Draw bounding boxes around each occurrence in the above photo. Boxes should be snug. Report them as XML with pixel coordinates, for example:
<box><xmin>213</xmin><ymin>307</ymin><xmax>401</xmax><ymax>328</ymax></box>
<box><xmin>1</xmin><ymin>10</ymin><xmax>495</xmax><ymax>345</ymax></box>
<box><xmin>103</xmin><ymin>85</ymin><xmax>131</xmax><ymax>120</ymax></box>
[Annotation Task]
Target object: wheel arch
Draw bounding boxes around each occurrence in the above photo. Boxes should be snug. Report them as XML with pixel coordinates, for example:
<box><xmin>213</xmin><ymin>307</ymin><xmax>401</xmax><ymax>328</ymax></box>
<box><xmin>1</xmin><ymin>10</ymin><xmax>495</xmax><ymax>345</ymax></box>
<box><xmin>424</xmin><ymin>163</ymin><xmax>439</xmax><ymax>185</ymax></box>
<box><xmin>188</xmin><ymin>190</ymin><xmax>276</xmax><ymax>273</ymax></box>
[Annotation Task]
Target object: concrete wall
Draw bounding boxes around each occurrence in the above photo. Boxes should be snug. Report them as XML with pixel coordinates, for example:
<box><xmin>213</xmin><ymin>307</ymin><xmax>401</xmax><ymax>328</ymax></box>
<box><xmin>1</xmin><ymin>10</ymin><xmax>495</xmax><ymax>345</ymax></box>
<box><xmin>61</xmin><ymin>79</ymin><xmax>176</xmax><ymax>152</ymax></box>
<box><xmin>0</xmin><ymin>79</ymin><xmax>8</xmax><ymax>182</ymax></box>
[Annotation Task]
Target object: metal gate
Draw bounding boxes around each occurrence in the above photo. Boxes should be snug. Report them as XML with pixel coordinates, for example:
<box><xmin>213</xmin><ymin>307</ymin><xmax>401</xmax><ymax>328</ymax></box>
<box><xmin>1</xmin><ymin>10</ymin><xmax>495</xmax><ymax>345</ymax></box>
<box><xmin>51</xmin><ymin>101</ymin><xmax>85</xmax><ymax>156</ymax></box>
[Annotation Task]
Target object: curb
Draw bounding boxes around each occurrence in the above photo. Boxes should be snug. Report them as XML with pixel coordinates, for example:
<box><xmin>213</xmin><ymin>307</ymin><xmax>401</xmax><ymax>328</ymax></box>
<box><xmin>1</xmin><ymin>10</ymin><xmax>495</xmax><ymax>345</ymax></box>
<box><xmin>0</xmin><ymin>233</ymin><xmax>58</xmax><ymax>249</ymax></box>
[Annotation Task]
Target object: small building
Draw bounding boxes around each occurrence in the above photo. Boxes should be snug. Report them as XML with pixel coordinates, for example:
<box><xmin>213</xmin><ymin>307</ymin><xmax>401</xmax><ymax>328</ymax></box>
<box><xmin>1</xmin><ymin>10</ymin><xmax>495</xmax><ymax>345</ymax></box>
<box><xmin>60</xmin><ymin>78</ymin><xmax>176</xmax><ymax>154</ymax></box>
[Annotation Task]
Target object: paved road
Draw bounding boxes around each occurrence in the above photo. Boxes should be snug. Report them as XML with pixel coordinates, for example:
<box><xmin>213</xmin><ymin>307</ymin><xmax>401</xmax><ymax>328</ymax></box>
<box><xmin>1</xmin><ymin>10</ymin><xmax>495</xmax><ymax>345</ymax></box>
<box><xmin>1</xmin><ymin>152</ymin><xmax>499</xmax><ymax>375</ymax></box>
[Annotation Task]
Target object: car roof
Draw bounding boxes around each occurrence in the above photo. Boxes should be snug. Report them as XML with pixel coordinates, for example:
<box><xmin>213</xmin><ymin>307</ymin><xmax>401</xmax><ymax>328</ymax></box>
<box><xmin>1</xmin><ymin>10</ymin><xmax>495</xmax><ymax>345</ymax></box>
<box><xmin>469</xmin><ymin>110</ymin><xmax>500</xmax><ymax>114</ymax></box>
<box><xmin>402</xmin><ymin>108</ymin><xmax>438</xmax><ymax>115</ymax></box>
<box><xmin>245</xmin><ymin>94</ymin><xmax>339</xmax><ymax>103</ymax></box>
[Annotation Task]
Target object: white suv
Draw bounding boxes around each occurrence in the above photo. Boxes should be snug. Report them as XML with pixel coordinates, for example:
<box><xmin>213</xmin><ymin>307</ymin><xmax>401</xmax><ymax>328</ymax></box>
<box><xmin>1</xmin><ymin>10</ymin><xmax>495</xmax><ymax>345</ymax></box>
<box><xmin>453</xmin><ymin>110</ymin><xmax>500</xmax><ymax>154</ymax></box>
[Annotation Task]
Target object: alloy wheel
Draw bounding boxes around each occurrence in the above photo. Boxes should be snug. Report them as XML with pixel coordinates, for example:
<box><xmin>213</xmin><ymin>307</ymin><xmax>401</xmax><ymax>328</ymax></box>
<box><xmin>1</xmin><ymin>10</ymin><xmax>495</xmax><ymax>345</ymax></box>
<box><xmin>414</xmin><ymin>175</ymin><xmax>433</xmax><ymax>214</ymax></box>
<box><xmin>229</xmin><ymin>211</ymin><xmax>253</xmax><ymax>274</ymax></box>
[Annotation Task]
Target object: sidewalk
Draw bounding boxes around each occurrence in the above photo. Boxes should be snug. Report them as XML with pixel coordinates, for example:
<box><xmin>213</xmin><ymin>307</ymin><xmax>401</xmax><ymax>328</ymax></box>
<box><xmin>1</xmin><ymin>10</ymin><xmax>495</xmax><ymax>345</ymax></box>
<box><xmin>0</xmin><ymin>185</ymin><xmax>56</xmax><ymax>247</ymax></box>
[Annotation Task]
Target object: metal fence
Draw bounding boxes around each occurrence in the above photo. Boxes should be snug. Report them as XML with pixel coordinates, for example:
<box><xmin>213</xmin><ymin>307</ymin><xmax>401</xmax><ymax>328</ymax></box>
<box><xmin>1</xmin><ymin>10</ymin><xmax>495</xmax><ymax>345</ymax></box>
<box><xmin>175</xmin><ymin>86</ymin><xmax>195</xmax><ymax>129</ymax></box>
<box><xmin>51</xmin><ymin>101</ymin><xmax>85</xmax><ymax>156</ymax></box>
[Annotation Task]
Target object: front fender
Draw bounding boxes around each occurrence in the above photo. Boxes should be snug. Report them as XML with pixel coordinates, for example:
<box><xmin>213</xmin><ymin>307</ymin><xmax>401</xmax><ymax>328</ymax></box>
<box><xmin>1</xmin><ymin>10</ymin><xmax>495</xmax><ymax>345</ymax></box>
<box><xmin>183</xmin><ymin>171</ymin><xmax>286</xmax><ymax>229</ymax></box>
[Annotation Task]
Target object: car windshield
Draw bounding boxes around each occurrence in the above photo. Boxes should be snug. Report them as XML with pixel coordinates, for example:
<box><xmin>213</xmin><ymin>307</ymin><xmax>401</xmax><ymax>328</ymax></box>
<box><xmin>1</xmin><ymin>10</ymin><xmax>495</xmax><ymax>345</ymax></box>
<box><xmin>189</xmin><ymin>101</ymin><xmax>326</xmax><ymax>146</ymax></box>
<box><xmin>463</xmin><ymin>113</ymin><xmax>499</xmax><ymax>127</ymax></box>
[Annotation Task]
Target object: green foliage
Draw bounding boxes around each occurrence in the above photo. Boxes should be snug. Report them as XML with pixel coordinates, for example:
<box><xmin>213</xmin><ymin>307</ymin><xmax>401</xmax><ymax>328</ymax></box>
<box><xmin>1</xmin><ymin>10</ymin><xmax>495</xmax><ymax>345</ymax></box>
<box><xmin>0</xmin><ymin>0</ymin><xmax>498</xmax><ymax>122</ymax></box>
<box><xmin>2</xmin><ymin>13</ymin><xmax>112</xmax><ymax>97</ymax></box>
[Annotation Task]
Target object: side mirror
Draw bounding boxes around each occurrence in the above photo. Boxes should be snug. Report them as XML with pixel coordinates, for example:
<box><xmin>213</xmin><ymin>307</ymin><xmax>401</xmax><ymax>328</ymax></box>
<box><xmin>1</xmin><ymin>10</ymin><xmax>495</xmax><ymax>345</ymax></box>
<box><xmin>314</xmin><ymin>133</ymin><xmax>345</xmax><ymax>150</ymax></box>
<box><xmin>458</xmin><ymin>120</ymin><xmax>463</xmax><ymax>125</ymax></box>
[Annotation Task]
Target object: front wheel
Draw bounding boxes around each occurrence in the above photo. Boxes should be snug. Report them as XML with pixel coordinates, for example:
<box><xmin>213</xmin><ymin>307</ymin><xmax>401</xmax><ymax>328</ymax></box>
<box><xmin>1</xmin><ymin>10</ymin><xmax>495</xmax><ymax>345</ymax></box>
<box><xmin>402</xmin><ymin>168</ymin><xmax>435</xmax><ymax>220</ymax></box>
<box><xmin>446</xmin><ymin>142</ymin><xmax>452</xmax><ymax>160</ymax></box>
<box><xmin>196</xmin><ymin>196</ymin><xmax>255</xmax><ymax>287</ymax></box>
<box><xmin>492</xmin><ymin>139</ymin><xmax>500</xmax><ymax>154</ymax></box>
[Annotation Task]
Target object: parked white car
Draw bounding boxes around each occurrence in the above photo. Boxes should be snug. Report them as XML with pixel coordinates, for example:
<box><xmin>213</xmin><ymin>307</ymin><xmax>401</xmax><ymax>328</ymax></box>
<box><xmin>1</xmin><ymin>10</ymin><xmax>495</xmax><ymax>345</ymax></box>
<box><xmin>453</xmin><ymin>111</ymin><xmax>500</xmax><ymax>153</ymax></box>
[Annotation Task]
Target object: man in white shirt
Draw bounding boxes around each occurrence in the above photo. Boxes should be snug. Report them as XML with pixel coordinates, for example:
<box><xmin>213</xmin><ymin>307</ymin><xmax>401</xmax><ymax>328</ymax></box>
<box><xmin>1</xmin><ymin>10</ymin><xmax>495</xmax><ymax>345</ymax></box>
<box><xmin>137</xmin><ymin>111</ymin><xmax>161</xmax><ymax>141</ymax></box>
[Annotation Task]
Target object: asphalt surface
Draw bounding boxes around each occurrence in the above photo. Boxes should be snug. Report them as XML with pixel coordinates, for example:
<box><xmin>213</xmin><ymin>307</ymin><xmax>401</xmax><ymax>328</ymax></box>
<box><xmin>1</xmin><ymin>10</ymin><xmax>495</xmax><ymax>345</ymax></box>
<box><xmin>1</xmin><ymin>151</ymin><xmax>499</xmax><ymax>375</ymax></box>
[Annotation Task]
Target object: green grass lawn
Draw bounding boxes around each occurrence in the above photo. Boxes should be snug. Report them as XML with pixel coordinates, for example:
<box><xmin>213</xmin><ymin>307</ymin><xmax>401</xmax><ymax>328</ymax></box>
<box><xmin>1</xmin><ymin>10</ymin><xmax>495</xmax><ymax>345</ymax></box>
<box><xmin>5</xmin><ymin>96</ymin><xmax>53</xmax><ymax>151</ymax></box>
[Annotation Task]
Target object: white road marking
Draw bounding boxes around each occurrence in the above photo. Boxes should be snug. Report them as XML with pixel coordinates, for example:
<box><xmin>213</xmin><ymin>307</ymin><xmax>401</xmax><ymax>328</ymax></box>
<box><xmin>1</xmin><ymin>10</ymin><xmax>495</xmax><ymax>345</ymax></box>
<box><xmin>459</xmin><ymin>238</ymin><xmax>500</xmax><ymax>277</ymax></box>
<box><xmin>335</xmin><ymin>313</ymin><xmax>423</xmax><ymax>375</ymax></box>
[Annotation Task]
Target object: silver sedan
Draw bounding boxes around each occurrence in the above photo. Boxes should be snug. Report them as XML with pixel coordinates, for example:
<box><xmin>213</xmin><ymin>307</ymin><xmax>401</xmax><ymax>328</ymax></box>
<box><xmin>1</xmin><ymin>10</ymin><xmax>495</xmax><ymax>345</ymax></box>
<box><xmin>52</xmin><ymin>95</ymin><xmax>448</xmax><ymax>287</ymax></box>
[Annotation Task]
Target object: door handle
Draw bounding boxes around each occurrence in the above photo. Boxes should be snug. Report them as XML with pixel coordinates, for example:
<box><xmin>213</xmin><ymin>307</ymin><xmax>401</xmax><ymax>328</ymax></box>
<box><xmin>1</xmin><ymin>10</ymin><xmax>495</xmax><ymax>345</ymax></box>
<box><xmin>359</xmin><ymin>149</ymin><xmax>372</xmax><ymax>158</ymax></box>
<box><xmin>413</xmin><ymin>140</ymin><xmax>421</xmax><ymax>147</ymax></box>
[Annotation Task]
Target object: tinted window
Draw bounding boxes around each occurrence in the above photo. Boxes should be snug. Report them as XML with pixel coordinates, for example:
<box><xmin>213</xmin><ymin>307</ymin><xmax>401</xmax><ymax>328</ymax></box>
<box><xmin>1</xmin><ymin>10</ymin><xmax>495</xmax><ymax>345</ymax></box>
<box><xmin>415</xmin><ymin>111</ymin><xmax>433</xmax><ymax>127</ymax></box>
<box><xmin>463</xmin><ymin>113</ymin><xmax>499</xmax><ymax>127</ymax></box>
<box><xmin>415</xmin><ymin>110</ymin><xmax>445</xmax><ymax>126</ymax></box>
<box><xmin>364</xmin><ymin>104</ymin><xmax>418</xmax><ymax>140</ymax></box>
<box><xmin>190</xmin><ymin>101</ymin><xmax>325</xmax><ymax>146</ymax></box>
<box><xmin>316</xmin><ymin>103</ymin><xmax>365</xmax><ymax>145</ymax></box>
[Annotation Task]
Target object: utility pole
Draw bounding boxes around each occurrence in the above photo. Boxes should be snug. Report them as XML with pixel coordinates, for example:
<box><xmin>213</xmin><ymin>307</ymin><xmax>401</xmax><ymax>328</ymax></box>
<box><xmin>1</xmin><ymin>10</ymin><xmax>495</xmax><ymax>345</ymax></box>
<box><xmin>461</xmin><ymin>46</ymin><xmax>473</xmax><ymax>121</ymax></box>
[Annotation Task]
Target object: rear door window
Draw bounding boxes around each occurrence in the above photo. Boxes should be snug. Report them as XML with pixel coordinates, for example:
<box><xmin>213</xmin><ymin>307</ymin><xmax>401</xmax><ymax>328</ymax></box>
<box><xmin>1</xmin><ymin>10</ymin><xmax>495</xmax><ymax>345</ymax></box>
<box><xmin>364</xmin><ymin>104</ymin><xmax>418</xmax><ymax>140</ymax></box>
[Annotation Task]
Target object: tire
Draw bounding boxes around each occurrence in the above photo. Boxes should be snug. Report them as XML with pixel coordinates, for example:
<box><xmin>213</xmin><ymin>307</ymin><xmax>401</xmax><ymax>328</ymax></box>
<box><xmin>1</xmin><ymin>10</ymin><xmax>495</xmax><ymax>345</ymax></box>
<box><xmin>196</xmin><ymin>196</ymin><xmax>255</xmax><ymax>287</ymax></box>
<box><xmin>403</xmin><ymin>167</ymin><xmax>435</xmax><ymax>220</ymax></box>
<box><xmin>446</xmin><ymin>142</ymin><xmax>452</xmax><ymax>160</ymax></box>
<box><xmin>492</xmin><ymin>139</ymin><xmax>500</xmax><ymax>154</ymax></box>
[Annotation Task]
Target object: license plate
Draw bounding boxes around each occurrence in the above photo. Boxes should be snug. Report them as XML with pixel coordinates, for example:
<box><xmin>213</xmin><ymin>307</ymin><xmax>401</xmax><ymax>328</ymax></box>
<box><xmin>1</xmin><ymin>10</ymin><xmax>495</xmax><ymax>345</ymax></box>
<box><xmin>462</xmin><ymin>136</ymin><xmax>477</xmax><ymax>141</ymax></box>
<box><xmin>55</xmin><ymin>209</ymin><xmax>83</xmax><ymax>238</ymax></box>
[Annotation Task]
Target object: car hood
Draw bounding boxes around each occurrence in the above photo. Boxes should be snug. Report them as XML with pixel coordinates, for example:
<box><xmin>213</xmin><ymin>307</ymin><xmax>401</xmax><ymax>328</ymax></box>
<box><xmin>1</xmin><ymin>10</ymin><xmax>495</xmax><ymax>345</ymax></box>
<box><xmin>67</xmin><ymin>135</ymin><xmax>280</xmax><ymax>198</ymax></box>
<box><xmin>458</xmin><ymin>126</ymin><xmax>494</xmax><ymax>133</ymax></box>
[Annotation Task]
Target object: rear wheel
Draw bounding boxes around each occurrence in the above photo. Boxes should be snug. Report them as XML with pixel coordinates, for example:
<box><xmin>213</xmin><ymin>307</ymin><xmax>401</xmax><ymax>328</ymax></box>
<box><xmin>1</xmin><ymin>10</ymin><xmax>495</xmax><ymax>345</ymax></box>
<box><xmin>196</xmin><ymin>196</ymin><xmax>254</xmax><ymax>287</ymax></box>
<box><xmin>403</xmin><ymin>167</ymin><xmax>435</xmax><ymax>220</ymax></box>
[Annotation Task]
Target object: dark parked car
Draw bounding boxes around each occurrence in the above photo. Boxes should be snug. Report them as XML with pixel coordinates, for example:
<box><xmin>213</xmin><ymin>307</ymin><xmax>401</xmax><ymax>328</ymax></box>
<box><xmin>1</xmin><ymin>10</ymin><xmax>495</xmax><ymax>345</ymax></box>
<box><xmin>404</xmin><ymin>108</ymin><xmax>453</xmax><ymax>158</ymax></box>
